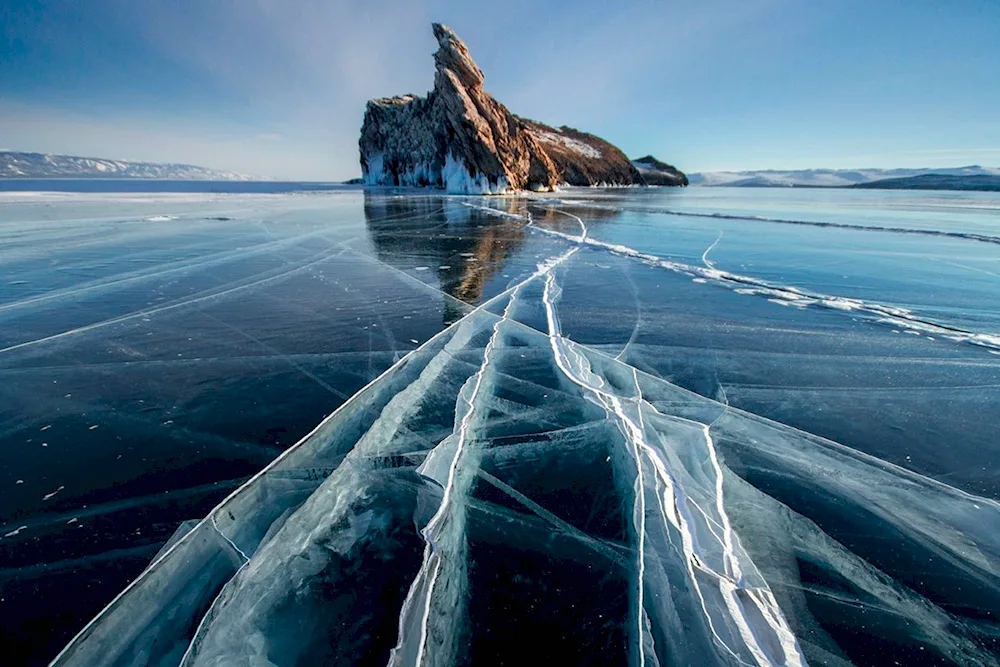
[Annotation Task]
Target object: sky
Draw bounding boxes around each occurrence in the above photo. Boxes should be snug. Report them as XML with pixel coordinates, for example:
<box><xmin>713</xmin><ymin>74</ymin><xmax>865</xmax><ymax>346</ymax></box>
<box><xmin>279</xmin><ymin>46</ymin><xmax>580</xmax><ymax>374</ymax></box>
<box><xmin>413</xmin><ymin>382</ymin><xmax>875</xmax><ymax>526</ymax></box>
<box><xmin>1</xmin><ymin>0</ymin><xmax>998</xmax><ymax>180</ymax></box>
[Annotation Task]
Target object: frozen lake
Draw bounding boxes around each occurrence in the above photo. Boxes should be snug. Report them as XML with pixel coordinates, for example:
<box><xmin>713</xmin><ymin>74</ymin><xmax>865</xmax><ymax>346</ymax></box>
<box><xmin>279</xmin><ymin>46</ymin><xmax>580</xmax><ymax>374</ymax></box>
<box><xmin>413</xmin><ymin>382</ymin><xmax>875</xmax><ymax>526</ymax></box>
<box><xmin>2</xmin><ymin>185</ymin><xmax>999</xmax><ymax>666</ymax></box>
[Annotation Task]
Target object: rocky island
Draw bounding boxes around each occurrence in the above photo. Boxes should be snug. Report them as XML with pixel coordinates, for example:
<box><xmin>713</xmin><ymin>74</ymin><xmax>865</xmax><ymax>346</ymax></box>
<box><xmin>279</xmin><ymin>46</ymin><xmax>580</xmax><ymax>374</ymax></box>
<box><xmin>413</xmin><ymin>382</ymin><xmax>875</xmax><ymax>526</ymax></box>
<box><xmin>359</xmin><ymin>24</ymin><xmax>686</xmax><ymax>194</ymax></box>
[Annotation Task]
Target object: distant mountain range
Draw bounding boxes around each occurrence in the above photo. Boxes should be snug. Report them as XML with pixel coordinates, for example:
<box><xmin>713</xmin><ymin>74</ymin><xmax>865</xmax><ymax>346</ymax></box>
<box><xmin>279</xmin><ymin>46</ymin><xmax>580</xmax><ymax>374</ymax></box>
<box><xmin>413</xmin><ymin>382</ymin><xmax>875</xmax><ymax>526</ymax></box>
<box><xmin>689</xmin><ymin>166</ymin><xmax>1000</xmax><ymax>188</ymax></box>
<box><xmin>851</xmin><ymin>173</ymin><xmax>1000</xmax><ymax>192</ymax></box>
<box><xmin>0</xmin><ymin>151</ymin><xmax>256</xmax><ymax>180</ymax></box>
<box><xmin>6</xmin><ymin>149</ymin><xmax>997</xmax><ymax>192</ymax></box>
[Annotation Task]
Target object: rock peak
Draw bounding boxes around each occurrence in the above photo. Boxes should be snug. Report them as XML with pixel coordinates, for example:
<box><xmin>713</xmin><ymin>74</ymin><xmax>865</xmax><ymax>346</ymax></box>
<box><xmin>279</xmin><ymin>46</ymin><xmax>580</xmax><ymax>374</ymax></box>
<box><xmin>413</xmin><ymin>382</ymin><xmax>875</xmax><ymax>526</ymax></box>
<box><xmin>431</xmin><ymin>22</ymin><xmax>484</xmax><ymax>91</ymax></box>
<box><xmin>431</xmin><ymin>22</ymin><xmax>455</xmax><ymax>43</ymax></box>
<box><xmin>358</xmin><ymin>23</ymin><xmax>685</xmax><ymax>193</ymax></box>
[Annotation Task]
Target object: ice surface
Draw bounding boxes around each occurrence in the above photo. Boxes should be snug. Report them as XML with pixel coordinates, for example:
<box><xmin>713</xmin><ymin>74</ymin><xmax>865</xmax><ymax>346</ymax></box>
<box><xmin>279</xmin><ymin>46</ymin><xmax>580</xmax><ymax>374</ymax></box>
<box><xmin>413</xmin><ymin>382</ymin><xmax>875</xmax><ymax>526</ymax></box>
<box><xmin>4</xmin><ymin>187</ymin><xmax>999</xmax><ymax>665</ymax></box>
<box><xmin>51</xmin><ymin>220</ymin><xmax>1000</xmax><ymax>666</ymax></box>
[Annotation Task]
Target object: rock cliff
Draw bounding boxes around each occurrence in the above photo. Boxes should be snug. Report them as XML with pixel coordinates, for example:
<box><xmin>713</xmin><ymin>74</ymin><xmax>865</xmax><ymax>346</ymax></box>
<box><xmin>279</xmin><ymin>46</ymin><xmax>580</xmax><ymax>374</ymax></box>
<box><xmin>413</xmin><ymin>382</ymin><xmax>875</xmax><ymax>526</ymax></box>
<box><xmin>359</xmin><ymin>24</ymin><xmax>686</xmax><ymax>193</ymax></box>
<box><xmin>631</xmin><ymin>155</ymin><xmax>689</xmax><ymax>187</ymax></box>
<box><xmin>518</xmin><ymin>120</ymin><xmax>642</xmax><ymax>187</ymax></box>
<box><xmin>359</xmin><ymin>24</ymin><xmax>559</xmax><ymax>193</ymax></box>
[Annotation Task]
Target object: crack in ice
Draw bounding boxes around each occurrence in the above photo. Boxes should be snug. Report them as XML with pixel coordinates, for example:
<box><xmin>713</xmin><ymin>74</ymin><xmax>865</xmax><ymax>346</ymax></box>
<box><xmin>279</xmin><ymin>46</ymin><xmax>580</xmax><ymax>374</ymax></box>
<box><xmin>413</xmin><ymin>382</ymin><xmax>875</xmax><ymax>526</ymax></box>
<box><xmin>0</xmin><ymin>245</ymin><xmax>356</xmax><ymax>356</ymax></box>
<box><xmin>525</xmin><ymin>220</ymin><xmax>1000</xmax><ymax>354</ymax></box>
<box><xmin>702</xmin><ymin>231</ymin><xmax>723</xmax><ymax>269</ymax></box>
<box><xmin>391</xmin><ymin>249</ymin><xmax>577</xmax><ymax>667</ymax></box>
<box><xmin>541</xmin><ymin>269</ymin><xmax>806</xmax><ymax>667</ymax></box>
<box><xmin>401</xmin><ymin>282</ymin><xmax>521</xmax><ymax>667</ymax></box>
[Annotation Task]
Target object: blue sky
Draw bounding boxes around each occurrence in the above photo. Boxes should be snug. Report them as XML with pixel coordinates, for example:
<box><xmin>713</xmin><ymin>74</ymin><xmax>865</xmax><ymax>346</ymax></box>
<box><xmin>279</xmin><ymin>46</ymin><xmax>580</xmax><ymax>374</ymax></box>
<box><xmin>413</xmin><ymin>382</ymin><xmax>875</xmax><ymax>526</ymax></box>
<box><xmin>1</xmin><ymin>0</ymin><xmax>998</xmax><ymax>179</ymax></box>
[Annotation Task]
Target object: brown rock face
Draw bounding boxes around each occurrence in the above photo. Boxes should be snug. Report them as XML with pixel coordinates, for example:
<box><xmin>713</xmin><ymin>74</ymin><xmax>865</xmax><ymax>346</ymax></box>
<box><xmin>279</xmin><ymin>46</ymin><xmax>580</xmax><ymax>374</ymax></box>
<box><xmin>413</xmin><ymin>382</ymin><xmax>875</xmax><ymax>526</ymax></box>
<box><xmin>519</xmin><ymin>119</ymin><xmax>643</xmax><ymax>186</ymax></box>
<box><xmin>359</xmin><ymin>24</ymin><xmax>686</xmax><ymax>193</ymax></box>
<box><xmin>631</xmin><ymin>155</ymin><xmax>689</xmax><ymax>186</ymax></box>
<box><xmin>359</xmin><ymin>24</ymin><xmax>559</xmax><ymax>193</ymax></box>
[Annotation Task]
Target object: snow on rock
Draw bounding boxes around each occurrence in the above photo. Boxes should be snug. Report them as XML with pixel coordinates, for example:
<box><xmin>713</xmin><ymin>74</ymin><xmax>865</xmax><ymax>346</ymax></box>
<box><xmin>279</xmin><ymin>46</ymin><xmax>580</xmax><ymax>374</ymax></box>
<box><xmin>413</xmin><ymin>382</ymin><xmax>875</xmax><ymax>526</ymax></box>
<box><xmin>520</xmin><ymin>120</ymin><xmax>661</xmax><ymax>187</ymax></box>
<box><xmin>531</xmin><ymin>129</ymin><xmax>602</xmax><ymax>160</ymax></box>
<box><xmin>631</xmin><ymin>155</ymin><xmax>689</xmax><ymax>186</ymax></box>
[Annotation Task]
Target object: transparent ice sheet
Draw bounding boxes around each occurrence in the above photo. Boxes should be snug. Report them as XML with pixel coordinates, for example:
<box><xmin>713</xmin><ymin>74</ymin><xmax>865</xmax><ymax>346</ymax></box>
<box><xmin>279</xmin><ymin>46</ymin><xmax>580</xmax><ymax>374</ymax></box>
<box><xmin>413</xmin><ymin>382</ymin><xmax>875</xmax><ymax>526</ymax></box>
<box><xmin>52</xmin><ymin>256</ymin><xmax>1000</xmax><ymax>667</ymax></box>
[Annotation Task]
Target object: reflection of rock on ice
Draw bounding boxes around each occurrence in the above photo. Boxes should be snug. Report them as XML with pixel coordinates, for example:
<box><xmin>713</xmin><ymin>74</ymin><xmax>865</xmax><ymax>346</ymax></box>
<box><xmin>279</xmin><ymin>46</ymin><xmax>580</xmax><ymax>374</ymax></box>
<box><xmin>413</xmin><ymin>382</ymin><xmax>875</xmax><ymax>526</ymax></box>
<box><xmin>52</xmin><ymin>259</ymin><xmax>1000</xmax><ymax>667</ymax></box>
<box><xmin>364</xmin><ymin>193</ymin><xmax>527</xmax><ymax>325</ymax></box>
